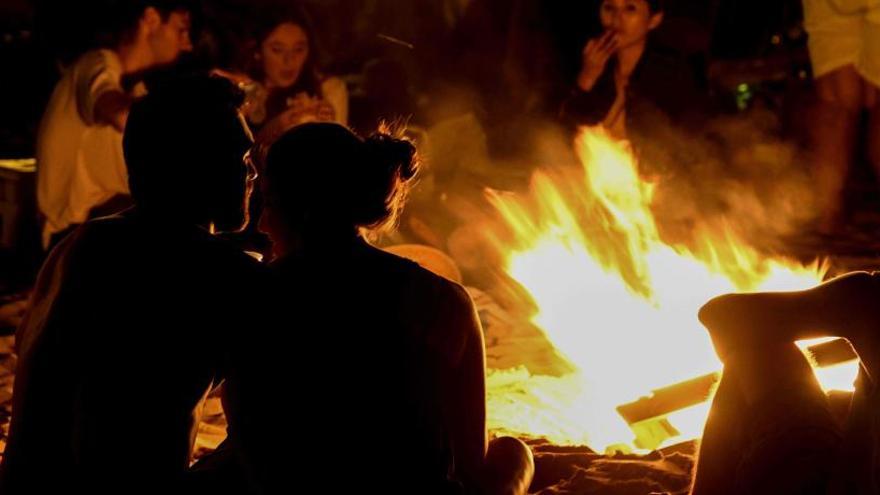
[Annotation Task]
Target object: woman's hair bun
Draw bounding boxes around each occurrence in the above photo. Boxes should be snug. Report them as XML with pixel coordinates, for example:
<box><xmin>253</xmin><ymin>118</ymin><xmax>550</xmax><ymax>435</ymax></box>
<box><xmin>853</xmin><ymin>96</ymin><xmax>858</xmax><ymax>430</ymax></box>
<box><xmin>363</xmin><ymin>132</ymin><xmax>419</xmax><ymax>182</ymax></box>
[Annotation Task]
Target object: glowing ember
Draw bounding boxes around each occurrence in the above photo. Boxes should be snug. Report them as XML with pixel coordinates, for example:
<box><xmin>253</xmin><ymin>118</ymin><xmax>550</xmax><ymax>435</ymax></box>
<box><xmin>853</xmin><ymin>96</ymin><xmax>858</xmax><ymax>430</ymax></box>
<box><xmin>484</xmin><ymin>127</ymin><xmax>859</xmax><ymax>453</ymax></box>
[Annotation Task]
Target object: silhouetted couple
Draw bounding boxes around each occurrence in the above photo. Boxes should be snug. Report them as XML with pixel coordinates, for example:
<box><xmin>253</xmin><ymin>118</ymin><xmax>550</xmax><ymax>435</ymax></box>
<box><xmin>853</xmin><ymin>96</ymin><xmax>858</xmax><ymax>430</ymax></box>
<box><xmin>0</xmin><ymin>75</ymin><xmax>533</xmax><ymax>494</ymax></box>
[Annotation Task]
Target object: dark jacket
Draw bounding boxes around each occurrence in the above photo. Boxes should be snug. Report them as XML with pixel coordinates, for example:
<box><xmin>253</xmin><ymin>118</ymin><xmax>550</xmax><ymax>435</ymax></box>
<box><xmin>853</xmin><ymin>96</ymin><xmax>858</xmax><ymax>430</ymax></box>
<box><xmin>561</xmin><ymin>43</ymin><xmax>712</xmax><ymax>137</ymax></box>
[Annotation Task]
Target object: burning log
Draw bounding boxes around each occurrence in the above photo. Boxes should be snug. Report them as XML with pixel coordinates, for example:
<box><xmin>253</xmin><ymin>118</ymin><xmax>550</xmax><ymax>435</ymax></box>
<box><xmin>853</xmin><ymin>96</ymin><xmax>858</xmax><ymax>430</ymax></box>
<box><xmin>483</xmin><ymin>128</ymin><xmax>845</xmax><ymax>452</ymax></box>
<box><xmin>617</xmin><ymin>373</ymin><xmax>720</xmax><ymax>426</ymax></box>
<box><xmin>615</xmin><ymin>338</ymin><xmax>859</xmax><ymax>450</ymax></box>
<box><xmin>803</xmin><ymin>337</ymin><xmax>858</xmax><ymax>368</ymax></box>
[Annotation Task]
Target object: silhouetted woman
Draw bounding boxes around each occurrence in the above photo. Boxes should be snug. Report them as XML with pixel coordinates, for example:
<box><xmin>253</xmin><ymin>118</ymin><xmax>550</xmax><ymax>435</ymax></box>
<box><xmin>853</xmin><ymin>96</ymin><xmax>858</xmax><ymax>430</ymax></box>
<box><xmin>224</xmin><ymin>123</ymin><xmax>534</xmax><ymax>494</ymax></box>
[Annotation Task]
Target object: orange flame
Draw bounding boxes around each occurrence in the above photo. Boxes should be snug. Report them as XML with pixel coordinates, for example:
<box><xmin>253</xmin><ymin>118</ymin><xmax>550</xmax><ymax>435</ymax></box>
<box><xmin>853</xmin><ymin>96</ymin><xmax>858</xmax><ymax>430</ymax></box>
<box><xmin>484</xmin><ymin>127</ymin><xmax>857</xmax><ymax>452</ymax></box>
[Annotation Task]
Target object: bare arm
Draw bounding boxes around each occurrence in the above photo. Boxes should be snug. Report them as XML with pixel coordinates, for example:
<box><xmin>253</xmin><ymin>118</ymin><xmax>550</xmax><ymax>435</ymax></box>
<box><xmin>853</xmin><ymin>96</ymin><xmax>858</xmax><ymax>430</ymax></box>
<box><xmin>441</xmin><ymin>285</ymin><xmax>535</xmax><ymax>495</ymax></box>
<box><xmin>93</xmin><ymin>90</ymin><xmax>131</xmax><ymax>132</ymax></box>
<box><xmin>577</xmin><ymin>32</ymin><xmax>618</xmax><ymax>92</ymax></box>
<box><xmin>560</xmin><ymin>34</ymin><xmax>619</xmax><ymax>128</ymax></box>
<box><xmin>442</xmin><ymin>285</ymin><xmax>489</xmax><ymax>490</ymax></box>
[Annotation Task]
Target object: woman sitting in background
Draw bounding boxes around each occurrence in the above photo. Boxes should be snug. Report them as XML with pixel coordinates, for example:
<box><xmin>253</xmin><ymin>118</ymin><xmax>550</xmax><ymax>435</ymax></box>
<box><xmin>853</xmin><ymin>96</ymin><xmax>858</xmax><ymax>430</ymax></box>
<box><xmin>229</xmin><ymin>6</ymin><xmax>348</xmax><ymax>143</ymax></box>
<box><xmin>215</xmin><ymin>7</ymin><xmax>348</xmax><ymax>256</ymax></box>
<box><xmin>224</xmin><ymin>123</ymin><xmax>534</xmax><ymax>494</ymax></box>
<box><xmin>560</xmin><ymin>0</ymin><xmax>709</xmax><ymax>141</ymax></box>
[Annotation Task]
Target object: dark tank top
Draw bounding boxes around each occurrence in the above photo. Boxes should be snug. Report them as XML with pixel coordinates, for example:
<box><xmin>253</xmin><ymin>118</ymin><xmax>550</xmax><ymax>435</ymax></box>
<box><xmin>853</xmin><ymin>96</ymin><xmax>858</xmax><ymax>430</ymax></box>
<box><xmin>230</xmin><ymin>239</ymin><xmax>460</xmax><ymax>494</ymax></box>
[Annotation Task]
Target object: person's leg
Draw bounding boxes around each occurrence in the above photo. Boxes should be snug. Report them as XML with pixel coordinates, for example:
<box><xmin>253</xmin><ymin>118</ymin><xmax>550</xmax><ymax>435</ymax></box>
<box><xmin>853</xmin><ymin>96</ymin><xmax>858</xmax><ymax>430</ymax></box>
<box><xmin>693</xmin><ymin>271</ymin><xmax>880</xmax><ymax>493</ymax></box>
<box><xmin>732</xmin><ymin>345</ymin><xmax>839</xmax><ymax>494</ymax></box>
<box><xmin>826</xmin><ymin>368</ymin><xmax>876</xmax><ymax>494</ymax></box>
<box><xmin>690</xmin><ymin>362</ymin><xmax>748</xmax><ymax>495</ymax></box>
<box><xmin>867</xmin><ymin>83</ymin><xmax>880</xmax><ymax>190</ymax></box>
<box><xmin>692</xmin><ymin>344</ymin><xmax>840</xmax><ymax>495</ymax></box>
<box><xmin>810</xmin><ymin>66</ymin><xmax>865</xmax><ymax>233</ymax></box>
<box><xmin>480</xmin><ymin>436</ymin><xmax>535</xmax><ymax>495</ymax></box>
<box><xmin>861</xmin><ymin>4</ymin><xmax>880</xmax><ymax>187</ymax></box>
<box><xmin>698</xmin><ymin>271</ymin><xmax>880</xmax><ymax>377</ymax></box>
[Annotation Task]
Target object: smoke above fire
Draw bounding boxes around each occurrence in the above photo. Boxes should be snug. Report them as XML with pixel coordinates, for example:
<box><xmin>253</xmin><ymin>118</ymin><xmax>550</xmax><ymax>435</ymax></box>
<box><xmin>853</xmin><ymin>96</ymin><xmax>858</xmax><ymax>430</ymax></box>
<box><xmin>636</xmin><ymin>108</ymin><xmax>817</xmax><ymax>255</ymax></box>
<box><xmin>402</xmin><ymin>102</ymin><xmax>849</xmax><ymax>452</ymax></box>
<box><xmin>322</xmin><ymin>0</ymin><xmax>850</xmax><ymax>454</ymax></box>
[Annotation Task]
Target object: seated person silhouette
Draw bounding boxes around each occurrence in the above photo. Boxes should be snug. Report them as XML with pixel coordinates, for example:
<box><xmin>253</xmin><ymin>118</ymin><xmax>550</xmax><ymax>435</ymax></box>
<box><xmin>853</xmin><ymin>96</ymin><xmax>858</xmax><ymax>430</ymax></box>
<box><xmin>223</xmin><ymin>123</ymin><xmax>535</xmax><ymax>494</ymax></box>
<box><xmin>0</xmin><ymin>75</ymin><xmax>264</xmax><ymax>494</ymax></box>
<box><xmin>691</xmin><ymin>272</ymin><xmax>880</xmax><ymax>495</ymax></box>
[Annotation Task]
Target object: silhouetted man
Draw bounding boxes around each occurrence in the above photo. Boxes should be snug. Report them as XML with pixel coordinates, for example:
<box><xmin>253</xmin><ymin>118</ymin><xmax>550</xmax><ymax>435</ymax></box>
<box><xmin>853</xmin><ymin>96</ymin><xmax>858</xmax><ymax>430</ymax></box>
<box><xmin>0</xmin><ymin>75</ymin><xmax>262</xmax><ymax>494</ymax></box>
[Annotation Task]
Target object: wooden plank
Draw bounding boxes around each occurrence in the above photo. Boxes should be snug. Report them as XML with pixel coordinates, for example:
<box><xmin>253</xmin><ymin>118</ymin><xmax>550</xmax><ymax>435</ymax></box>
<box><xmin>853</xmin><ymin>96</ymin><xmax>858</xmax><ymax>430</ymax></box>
<box><xmin>616</xmin><ymin>338</ymin><xmax>858</xmax><ymax>425</ymax></box>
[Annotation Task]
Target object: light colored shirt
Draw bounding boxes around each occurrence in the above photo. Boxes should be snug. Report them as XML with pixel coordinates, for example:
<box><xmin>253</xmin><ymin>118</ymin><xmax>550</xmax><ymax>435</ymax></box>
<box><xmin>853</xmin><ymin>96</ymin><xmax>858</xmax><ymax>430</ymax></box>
<box><xmin>36</xmin><ymin>49</ymin><xmax>131</xmax><ymax>247</ymax></box>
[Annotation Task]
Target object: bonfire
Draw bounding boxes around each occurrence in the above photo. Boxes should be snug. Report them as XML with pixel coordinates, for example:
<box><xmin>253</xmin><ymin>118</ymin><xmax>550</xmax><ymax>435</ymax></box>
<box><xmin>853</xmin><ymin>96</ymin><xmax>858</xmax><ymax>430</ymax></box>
<box><xmin>480</xmin><ymin>127</ymin><xmax>858</xmax><ymax>454</ymax></box>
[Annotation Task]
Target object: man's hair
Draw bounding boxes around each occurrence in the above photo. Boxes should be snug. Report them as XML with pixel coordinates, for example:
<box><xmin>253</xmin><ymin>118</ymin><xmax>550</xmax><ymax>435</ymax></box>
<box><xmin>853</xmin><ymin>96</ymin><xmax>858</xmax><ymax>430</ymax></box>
<box><xmin>123</xmin><ymin>75</ymin><xmax>245</xmax><ymax>208</ymax></box>
<box><xmin>105</xmin><ymin>0</ymin><xmax>196</xmax><ymax>46</ymax></box>
<box><xmin>647</xmin><ymin>0</ymin><xmax>664</xmax><ymax>13</ymax></box>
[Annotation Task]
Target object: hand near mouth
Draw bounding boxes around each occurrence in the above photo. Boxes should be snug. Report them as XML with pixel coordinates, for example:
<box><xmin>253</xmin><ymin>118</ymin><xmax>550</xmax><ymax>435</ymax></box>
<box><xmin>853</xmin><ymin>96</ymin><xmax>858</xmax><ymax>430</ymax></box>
<box><xmin>577</xmin><ymin>30</ymin><xmax>620</xmax><ymax>91</ymax></box>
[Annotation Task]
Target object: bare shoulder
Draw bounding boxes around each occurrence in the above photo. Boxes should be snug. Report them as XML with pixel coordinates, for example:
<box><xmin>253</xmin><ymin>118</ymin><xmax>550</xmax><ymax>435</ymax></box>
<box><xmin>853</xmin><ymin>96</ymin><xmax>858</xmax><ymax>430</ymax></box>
<box><xmin>379</xmin><ymin>250</ymin><xmax>479</xmax><ymax>362</ymax></box>
<box><xmin>375</xmin><ymin>247</ymin><xmax>475</xmax><ymax>316</ymax></box>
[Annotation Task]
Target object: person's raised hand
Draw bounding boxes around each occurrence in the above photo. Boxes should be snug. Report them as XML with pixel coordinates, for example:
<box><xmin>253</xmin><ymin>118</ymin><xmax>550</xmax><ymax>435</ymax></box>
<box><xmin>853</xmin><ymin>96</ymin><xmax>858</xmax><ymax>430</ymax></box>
<box><xmin>577</xmin><ymin>31</ymin><xmax>619</xmax><ymax>91</ymax></box>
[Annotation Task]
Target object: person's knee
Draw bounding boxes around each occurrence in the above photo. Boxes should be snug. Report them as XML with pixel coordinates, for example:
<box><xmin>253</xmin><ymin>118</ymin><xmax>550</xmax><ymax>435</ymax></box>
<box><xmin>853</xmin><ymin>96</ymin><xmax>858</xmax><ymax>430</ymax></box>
<box><xmin>484</xmin><ymin>437</ymin><xmax>534</xmax><ymax>495</ymax></box>
<box><xmin>698</xmin><ymin>294</ymin><xmax>743</xmax><ymax>359</ymax></box>
<box><xmin>487</xmin><ymin>437</ymin><xmax>534</xmax><ymax>469</ymax></box>
<box><xmin>698</xmin><ymin>293</ymin><xmax>789</xmax><ymax>362</ymax></box>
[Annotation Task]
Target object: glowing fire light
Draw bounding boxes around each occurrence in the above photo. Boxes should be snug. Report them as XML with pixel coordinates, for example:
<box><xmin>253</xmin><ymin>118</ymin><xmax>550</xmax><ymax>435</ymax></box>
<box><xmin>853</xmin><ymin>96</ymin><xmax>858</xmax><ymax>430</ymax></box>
<box><xmin>484</xmin><ymin>128</ymin><xmax>859</xmax><ymax>453</ymax></box>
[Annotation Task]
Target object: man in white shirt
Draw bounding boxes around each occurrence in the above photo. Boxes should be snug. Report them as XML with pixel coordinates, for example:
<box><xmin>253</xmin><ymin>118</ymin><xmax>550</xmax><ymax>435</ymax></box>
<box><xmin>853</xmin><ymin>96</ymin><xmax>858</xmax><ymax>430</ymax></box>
<box><xmin>36</xmin><ymin>1</ymin><xmax>194</xmax><ymax>249</ymax></box>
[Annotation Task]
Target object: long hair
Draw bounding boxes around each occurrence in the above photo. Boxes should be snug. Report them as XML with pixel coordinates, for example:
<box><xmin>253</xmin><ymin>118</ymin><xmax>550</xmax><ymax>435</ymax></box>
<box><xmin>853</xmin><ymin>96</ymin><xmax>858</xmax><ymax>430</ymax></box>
<box><xmin>247</xmin><ymin>5</ymin><xmax>323</xmax><ymax>105</ymax></box>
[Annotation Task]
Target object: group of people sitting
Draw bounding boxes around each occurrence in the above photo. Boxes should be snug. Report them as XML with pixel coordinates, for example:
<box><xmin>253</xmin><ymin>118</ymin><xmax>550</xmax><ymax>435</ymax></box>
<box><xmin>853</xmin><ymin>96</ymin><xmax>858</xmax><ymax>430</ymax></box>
<box><xmin>0</xmin><ymin>75</ymin><xmax>535</xmax><ymax>494</ymax></box>
<box><xmin>9</xmin><ymin>0</ymin><xmax>880</xmax><ymax>493</ymax></box>
<box><xmin>36</xmin><ymin>0</ymin><xmax>348</xmax><ymax>254</ymax></box>
<box><xmin>18</xmin><ymin>2</ymin><xmax>539</xmax><ymax>492</ymax></box>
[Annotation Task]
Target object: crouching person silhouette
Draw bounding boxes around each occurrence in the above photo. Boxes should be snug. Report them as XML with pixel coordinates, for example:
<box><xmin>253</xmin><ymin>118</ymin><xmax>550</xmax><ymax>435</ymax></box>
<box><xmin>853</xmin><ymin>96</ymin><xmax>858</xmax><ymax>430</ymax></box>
<box><xmin>692</xmin><ymin>271</ymin><xmax>880</xmax><ymax>495</ymax></box>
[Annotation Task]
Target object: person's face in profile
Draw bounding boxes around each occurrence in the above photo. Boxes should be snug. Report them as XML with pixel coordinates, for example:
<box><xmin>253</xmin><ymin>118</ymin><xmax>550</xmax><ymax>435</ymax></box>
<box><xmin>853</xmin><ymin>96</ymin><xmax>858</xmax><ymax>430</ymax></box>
<box><xmin>146</xmin><ymin>8</ymin><xmax>194</xmax><ymax>65</ymax></box>
<box><xmin>211</xmin><ymin>113</ymin><xmax>256</xmax><ymax>233</ymax></box>
<box><xmin>257</xmin><ymin>184</ymin><xmax>296</xmax><ymax>260</ymax></box>
<box><xmin>260</xmin><ymin>22</ymin><xmax>310</xmax><ymax>90</ymax></box>
<box><xmin>599</xmin><ymin>0</ymin><xmax>663</xmax><ymax>49</ymax></box>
